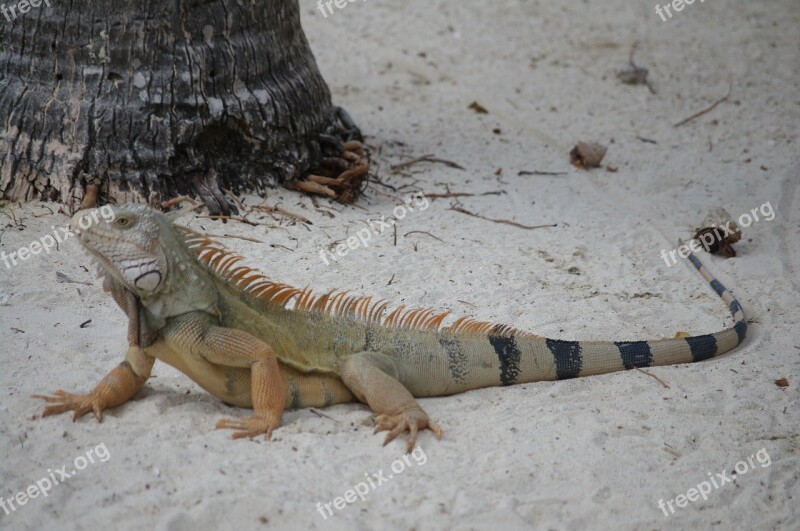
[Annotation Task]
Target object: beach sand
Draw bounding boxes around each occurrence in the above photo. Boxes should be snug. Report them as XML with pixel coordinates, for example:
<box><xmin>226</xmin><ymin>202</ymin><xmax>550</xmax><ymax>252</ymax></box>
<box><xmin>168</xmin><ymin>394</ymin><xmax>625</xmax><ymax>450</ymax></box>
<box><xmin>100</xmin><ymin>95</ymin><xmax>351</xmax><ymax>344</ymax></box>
<box><xmin>1</xmin><ymin>0</ymin><xmax>798</xmax><ymax>529</ymax></box>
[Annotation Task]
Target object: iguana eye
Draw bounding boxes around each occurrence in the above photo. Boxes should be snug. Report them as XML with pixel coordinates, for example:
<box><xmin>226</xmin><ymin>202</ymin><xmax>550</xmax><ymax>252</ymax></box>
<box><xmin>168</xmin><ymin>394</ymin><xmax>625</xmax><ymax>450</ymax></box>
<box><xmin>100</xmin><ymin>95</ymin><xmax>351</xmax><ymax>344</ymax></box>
<box><xmin>115</xmin><ymin>217</ymin><xmax>131</xmax><ymax>227</ymax></box>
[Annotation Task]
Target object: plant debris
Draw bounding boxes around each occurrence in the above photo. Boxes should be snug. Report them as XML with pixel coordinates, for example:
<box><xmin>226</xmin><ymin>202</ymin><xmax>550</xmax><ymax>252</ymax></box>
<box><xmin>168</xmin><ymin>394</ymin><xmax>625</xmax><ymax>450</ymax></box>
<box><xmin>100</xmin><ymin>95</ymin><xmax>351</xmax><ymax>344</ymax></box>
<box><xmin>693</xmin><ymin>207</ymin><xmax>742</xmax><ymax>257</ymax></box>
<box><xmin>424</xmin><ymin>190</ymin><xmax>503</xmax><ymax>200</ymax></box>
<box><xmin>570</xmin><ymin>142</ymin><xmax>608</xmax><ymax>169</ymax></box>
<box><xmin>449</xmin><ymin>201</ymin><xmax>556</xmax><ymax>231</ymax></box>
<box><xmin>632</xmin><ymin>367</ymin><xmax>671</xmax><ymax>389</ymax></box>
<box><xmin>616</xmin><ymin>41</ymin><xmax>656</xmax><ymax>94</ymax></box>
<box><xmin>775</xmin><ymin>378</ymin><xmax>789</xmax><ymax>388</ymax></box>
<box><xmin>468</xmin><ymin>101</ymin><xmax>488</xmax><ymax>114</ymax></box>
<box><xmin>674</xmin><ymin>83</ymin><xmax>732</xmax><ymax>127</ymax></box>
<box><xmin>404</xmin><ymin>230</ymin><xmax>446</xmax><ymax>243</ymax></box>
<box><xmin>518</xmin><ymin>170</ymin><xmax>567</xmax><ymax>176</ymax></box>
<box><xmin>390</xmin><ymin>154</ymin><xmax>465</xmax><ymax>171</ymax></box>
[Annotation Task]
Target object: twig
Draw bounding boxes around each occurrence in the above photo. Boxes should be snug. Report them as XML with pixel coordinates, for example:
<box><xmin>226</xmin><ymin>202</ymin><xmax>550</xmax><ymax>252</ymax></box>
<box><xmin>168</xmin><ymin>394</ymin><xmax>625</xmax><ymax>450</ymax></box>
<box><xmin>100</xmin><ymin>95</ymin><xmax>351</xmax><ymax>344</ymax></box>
<box><xmin>162</xmin><ymin>196</ymin><xmax>200</xmax><ymax>209</ymax></box>
<box><xmin>33</xmin><ymin>205</ymin><xmax>55</xmax><ymax>217</ymax></box>
<box><xmin>79</xmin><ymin>319</ymin><xmax>92</xmax><ymax>328</ymax></box>
<box><xmin>251</xmin><ymin>204</ymin><xmax>312</xmax><ymax>225</ymax></box>
<box><xmin>199</xmin><ymin>233</ymin><xmax>265</xmax><ymax>244</ymax></box>
<box><xmin>404</xmin><ymin>230</ymin><xmax>445</xmax><ymax>243</ymax></box>
<box><xmin>309</xmin><ymin>408</ymin><xmax>335</xmax><ymax>421</ymax></box>
<box><xmin>632</xmin><ymin>367</ymin><xmax>670</xmax><ymax>389</ymax></box>
<box><xmin>368</xmin><ymin>178</ymin><xmax>398</xmax><ymax>192</ymax></box>
<box><xmin>387</xmin><ymin>273</ymin><xmax>395</xmax><ymax>286</ymax></box>
<box><xmin>393</xmin><ymin>224</ymin><xmax>397</xmax><ymax>246</ymax></box>
<box><xmin>449</xmin><ymin>205</ymin><xmax>557</xmax><ymax>231</ymax></box>
<box><xmin>662</xmin><ymin>444</ymin><xmax>681</xmax><ymax>459</ymax></box>
<box><xmin>425</xmin><ymin>191</ymin><xmax>504</xmax><ymax>199</ymax></box>
<box><xmin>270</xmin><ymin>243</ymin><xmax>294</xmax><ymax>252</ymax></box>
<box><xmin>391</xmin><ymin>154</ymin><xmax>465</xmax><ymax>171</ymax></box>
<box><xmin>517</xmin><ymin>170</ymin><xmax>567</xmax><ymax>176</ymax></box>
<box><xmin>674</xmin><ymin>84</ymin><xmax>732</xmax><ymax>127</ymax></box>
<box><xmin>197</xmin><ymin>215</ymin><xmax>259</xmax><ymax>226</ymax></box>
<box><xmin>628</xmin><ymin>40</ymin><xmax>657</xmax><ymax>94</ymax></box>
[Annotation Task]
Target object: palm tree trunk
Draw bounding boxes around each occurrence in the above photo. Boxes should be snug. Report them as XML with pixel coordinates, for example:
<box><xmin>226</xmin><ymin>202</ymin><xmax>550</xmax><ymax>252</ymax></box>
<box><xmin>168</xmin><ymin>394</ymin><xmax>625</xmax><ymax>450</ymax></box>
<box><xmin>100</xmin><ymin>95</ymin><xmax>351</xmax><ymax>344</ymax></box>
<box><xmin>0</xmin><ymin>0</ymin><xmax>367</xmax><ymax>214</ymax></box>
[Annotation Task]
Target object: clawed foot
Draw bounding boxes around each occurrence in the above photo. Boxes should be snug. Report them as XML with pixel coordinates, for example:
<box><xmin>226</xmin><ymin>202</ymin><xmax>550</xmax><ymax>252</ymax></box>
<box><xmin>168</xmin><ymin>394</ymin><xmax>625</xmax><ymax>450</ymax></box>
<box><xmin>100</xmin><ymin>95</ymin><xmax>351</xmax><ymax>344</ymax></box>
<box><xmin>32</xmin><ymin>390</ymin><xmax>106</xmax><ymax>422</ymax></box>
<box><xmin>215</xmin><ymin>414</ymin><xmax>279</xmax><ymax>440</ymax></box>
<box><xmin>374</xmin><ymin>407</ymin><xmax>443</xmax><ymax>453</ymax></box>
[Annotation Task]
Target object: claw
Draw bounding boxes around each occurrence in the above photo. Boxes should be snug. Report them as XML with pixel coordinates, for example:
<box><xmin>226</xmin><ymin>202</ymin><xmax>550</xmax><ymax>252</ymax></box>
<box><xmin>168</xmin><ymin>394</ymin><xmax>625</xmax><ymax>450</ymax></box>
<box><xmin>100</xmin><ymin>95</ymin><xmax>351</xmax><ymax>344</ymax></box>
<box><xmin>373</xmin><ymin>408</ymin><xmax>442</xmax><ymax>453</ymax></box>
<box><xmin>215</xmin><ymin>414</ymin><xmax>277</xmax><ymax>441</ymax></box>
<box><xmin>32</xmin><ymin>390</ymin><xmax>105</xmax><ymax>423</ymax></box>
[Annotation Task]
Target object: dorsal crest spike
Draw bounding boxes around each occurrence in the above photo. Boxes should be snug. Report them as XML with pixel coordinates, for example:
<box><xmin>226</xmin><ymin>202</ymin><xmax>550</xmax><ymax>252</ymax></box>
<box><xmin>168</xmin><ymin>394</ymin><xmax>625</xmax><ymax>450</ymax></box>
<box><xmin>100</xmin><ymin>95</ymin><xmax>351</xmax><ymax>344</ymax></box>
<box><xmin>178</xmin><ymin>227</ymin><xmax>523</xmax><ymax>338</ymax></box>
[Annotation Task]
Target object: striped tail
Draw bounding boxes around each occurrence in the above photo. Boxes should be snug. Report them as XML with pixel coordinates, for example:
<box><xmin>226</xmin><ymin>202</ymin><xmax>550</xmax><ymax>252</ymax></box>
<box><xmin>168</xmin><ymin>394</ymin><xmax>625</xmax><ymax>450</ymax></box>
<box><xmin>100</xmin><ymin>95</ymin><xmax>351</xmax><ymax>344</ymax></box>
<box><xmin>520</xmin><ymin>246</ymin><xmax>747</xmax><ymax>381</ymax></box>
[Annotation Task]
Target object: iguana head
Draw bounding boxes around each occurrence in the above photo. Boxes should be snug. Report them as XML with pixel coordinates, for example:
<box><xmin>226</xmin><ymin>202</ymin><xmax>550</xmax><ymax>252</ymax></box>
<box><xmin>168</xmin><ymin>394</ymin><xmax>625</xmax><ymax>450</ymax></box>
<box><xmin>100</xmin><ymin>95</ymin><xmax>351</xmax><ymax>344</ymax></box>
<box><xmin>70</xmin><ymin>204</ymin><xmax>174</xmax><ymax>296</ymax></box>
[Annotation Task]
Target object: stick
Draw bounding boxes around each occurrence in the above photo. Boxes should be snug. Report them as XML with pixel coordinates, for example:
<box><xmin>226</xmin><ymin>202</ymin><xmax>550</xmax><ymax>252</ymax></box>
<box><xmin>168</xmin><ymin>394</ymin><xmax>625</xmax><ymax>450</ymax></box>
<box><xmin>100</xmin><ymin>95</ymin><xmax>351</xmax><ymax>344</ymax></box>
<box><xmin>425</xmin><ymin>191</ymin><xmax>504</xmax><ymax>199</ymax></box>
<box><xmin>251</xmin><ymin>204</ymin><xmax>312</xmax><ymax>225</ymax></box>
<box><xmin>517</xmin><ymin>170</ymin><xmax>567</xmax><ymax>176</ymax></box>
<box><xmin>673</xmin><ymin>84</ymin><xmax>732</xmax><ymax>127</ymax></box>
<box><xmin>309</xmin><ymin>408</ymin><xmax>335</xmax><ymax>421</ymax></box>
<box><xmin>391</xmin><ymin>154</ymin><xmax>465</xmax><ymax>171</ymax></box>
<box><xmin>162</xmin><ymin>196</ymin><xmax>200</xmax><ymax>209</ymax></box>
<box><xmin>197</xmin><ymin>215</ymin><xmax>259</xmax><ymax>226</ymax></box>
<box><xmin>201</xmin><ymin>233</ymin><xmax>265</xmax><ymax>244</ymax></box>
<box><xmin>632</xmin><ymin>367</ymin><xmax>670</xmax><ymax>389</ymax></box>
<box><xmin>404</xmin><ymin>230</ymin><xmax>445</xmax><ymax>243</ymax></box>
<box><xmin>449</xmin><ymin>205</ymin><xmax>557</xmax><ymax>231</ymax></box>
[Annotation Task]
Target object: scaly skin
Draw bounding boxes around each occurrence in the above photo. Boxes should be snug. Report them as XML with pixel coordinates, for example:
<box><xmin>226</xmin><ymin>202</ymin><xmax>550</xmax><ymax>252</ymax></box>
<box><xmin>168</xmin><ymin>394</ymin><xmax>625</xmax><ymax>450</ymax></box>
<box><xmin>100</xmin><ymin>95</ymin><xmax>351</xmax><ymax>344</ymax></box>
<box><xmin>34</xmin><ymin>205</ymin><xmax>747</xmax><ymax>452</ymax></box>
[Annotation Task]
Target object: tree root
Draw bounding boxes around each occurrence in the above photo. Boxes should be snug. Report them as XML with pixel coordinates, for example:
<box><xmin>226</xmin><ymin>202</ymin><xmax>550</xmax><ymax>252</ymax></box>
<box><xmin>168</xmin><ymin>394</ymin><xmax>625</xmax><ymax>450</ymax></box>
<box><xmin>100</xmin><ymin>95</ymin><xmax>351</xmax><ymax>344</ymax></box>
<box><xmin>287</xmin><ymin>107</ymin><xmax>370</xmax><ymax>204</ymax></box>
<box><xmin>289</xmin><ymin>140</ymin><xmax>369</xmax><ymax>203</ymax></box>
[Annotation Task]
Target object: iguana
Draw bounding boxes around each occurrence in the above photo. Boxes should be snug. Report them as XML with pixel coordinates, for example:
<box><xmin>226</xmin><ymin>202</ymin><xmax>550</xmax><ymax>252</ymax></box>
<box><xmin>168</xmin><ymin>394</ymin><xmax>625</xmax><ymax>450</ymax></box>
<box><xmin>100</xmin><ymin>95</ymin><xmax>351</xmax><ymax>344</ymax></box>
<box><xmin>34</xmin><ymin>204</ymin><xmax>748</xmax><ymax>452</ymax></box>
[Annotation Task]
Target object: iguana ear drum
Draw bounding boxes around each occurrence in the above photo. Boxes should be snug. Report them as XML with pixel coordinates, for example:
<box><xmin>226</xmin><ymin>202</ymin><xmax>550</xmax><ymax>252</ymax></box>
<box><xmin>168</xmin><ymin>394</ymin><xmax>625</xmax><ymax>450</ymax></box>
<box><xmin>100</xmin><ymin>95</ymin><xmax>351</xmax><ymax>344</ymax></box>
<box><xmin>134</xmin><ymin>271</ymin><xmax>162</xmax><ymax>292</ymax></box>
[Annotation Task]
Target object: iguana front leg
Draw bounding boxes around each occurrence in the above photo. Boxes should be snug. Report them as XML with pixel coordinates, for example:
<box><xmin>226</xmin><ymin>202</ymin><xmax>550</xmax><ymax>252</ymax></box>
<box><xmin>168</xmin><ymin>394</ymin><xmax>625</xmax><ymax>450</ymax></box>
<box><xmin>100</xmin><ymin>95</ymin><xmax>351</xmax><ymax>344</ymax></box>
<box><xmin>340</xmin><ymin>352</ymin><xmax>442</xmax><ymax>453</ymax></box>
<box><xmin>32</xmin><ymin>351</ymin><xmax>154</xmax><ymax>421</ymax></box>
<box><xmin>161</xmin><ymin>313</ymin><xmax>286</xmax><ymax>440</ymax></box>
<box><xmin>33</xmin><ymin>279</ymin><xmax>155</xmax><ymax>421</ymax></box>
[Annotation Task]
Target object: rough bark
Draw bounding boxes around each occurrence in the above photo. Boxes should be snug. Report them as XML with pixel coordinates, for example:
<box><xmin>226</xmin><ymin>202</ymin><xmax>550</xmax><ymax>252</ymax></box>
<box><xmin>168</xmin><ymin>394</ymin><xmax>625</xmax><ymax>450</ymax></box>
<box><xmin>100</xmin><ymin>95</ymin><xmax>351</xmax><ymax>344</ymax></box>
<box><xmin>0</xmin><ymin>0</ymin><xmax>367</xmax><ymax>214</ymax></box>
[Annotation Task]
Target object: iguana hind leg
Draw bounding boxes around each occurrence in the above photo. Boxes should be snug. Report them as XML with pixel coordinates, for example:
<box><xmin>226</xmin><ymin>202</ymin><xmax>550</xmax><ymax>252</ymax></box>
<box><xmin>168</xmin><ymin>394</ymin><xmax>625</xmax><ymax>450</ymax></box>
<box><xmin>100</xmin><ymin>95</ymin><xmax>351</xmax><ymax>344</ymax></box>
<box><xmin>340</xmin><ymin>352</ymin><xmax>443</xmax><ymax>453</ymax></box>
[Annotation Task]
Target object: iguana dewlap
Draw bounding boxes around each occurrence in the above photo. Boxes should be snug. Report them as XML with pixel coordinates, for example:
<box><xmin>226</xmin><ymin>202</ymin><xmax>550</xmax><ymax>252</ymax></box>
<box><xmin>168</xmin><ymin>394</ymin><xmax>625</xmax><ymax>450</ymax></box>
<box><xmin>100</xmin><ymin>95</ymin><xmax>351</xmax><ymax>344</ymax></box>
<box><xmin>34</xmin><ymin>204</ymin><xmax>747</xmax><ymax>452</ymax></box>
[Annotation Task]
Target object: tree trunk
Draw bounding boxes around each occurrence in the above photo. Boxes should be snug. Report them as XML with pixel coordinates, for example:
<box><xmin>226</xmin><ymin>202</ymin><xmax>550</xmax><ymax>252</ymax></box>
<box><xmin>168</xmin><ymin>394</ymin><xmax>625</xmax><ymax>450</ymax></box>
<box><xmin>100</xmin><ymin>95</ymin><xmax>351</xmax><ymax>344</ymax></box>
<box><xmin>0</xmin><ymin>0</ymin><xmax>368</xmax><ymax>214</ymax></box>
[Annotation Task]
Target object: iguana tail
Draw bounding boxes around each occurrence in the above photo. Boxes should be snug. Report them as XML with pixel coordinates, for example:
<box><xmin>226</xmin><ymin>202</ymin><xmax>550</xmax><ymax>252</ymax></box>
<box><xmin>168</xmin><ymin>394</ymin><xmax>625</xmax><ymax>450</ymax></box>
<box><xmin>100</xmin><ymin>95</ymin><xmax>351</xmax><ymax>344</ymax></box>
<box><xmin>513</xmin><ymin>246</ymin><xmax>747</xmax><ymax>381</ymax></box>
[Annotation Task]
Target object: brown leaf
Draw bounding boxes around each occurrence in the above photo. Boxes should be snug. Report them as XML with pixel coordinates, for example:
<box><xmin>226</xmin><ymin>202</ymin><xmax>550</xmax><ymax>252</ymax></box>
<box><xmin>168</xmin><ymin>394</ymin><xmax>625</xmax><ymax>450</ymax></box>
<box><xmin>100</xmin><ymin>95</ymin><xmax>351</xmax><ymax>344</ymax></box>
<box><xmin>468</xmin><ymin>101</ymin><xmax>488</xmax><ymax>114</ymax></box>
<box><xmin>570</xmin><ymin>142</ymin><xmax>608</xmax><ymax>169</ymax></box>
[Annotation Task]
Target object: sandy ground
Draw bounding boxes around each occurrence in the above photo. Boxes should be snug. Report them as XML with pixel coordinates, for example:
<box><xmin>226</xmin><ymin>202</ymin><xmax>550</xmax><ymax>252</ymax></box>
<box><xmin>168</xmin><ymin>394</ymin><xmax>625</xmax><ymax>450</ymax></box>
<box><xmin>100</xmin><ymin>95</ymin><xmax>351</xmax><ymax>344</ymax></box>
<box><xmin>1</xmin><ymin>0</ymin><xmax>799</xmax><ymax>529</ymax></box>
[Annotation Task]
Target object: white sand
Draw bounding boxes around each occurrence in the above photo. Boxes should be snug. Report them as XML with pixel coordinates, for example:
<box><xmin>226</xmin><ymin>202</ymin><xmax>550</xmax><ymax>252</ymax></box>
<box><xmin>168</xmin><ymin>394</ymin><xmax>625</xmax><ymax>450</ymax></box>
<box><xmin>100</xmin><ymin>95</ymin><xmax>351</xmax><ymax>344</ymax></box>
<box><xmin>1</xmin><ymin>0</ymin><xmax>798</xmax><ymax>529</ymax></box>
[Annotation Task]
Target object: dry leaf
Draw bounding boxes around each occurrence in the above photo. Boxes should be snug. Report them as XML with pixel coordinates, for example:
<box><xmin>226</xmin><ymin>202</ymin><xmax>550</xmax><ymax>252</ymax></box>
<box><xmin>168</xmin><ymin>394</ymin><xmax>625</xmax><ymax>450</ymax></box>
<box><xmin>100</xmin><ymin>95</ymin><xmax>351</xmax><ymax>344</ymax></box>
<box><xmin>570</xmin><ymin>142</ymin><xmax>607</xmax><ymax>169</ymax></box>
<box><xmin>468</xmin><ymin>101</ymin><xmax>488</xmax><ymax>114</ymax></box>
